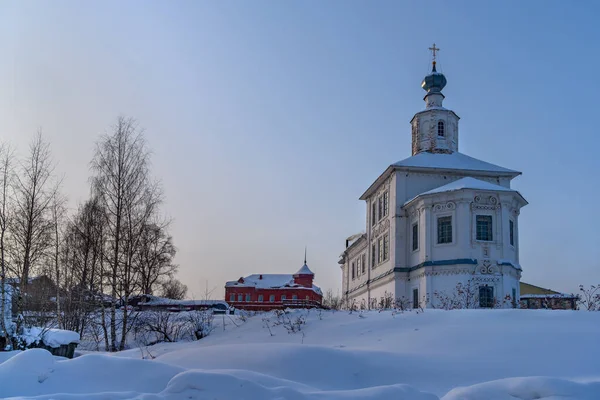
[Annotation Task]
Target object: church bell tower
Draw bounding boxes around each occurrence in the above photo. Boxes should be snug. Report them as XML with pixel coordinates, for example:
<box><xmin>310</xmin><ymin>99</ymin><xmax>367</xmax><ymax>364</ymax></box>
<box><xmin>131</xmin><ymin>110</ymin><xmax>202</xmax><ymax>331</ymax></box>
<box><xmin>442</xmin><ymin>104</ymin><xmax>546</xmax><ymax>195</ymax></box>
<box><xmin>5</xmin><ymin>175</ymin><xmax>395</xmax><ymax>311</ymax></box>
<box><xmin>410</xmin><ymin>44</ymin><xmax>460</xmax><ymax>156</ymax></box>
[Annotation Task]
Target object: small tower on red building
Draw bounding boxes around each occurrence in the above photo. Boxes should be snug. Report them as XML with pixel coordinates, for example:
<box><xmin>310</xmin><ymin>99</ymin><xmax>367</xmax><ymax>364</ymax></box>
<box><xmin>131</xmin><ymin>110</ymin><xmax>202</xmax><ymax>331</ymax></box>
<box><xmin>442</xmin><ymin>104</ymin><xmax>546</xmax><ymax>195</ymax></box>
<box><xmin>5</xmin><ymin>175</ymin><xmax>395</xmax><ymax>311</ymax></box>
<box><xmin>293</xmin><ymin>249</ymin><xmax>314</xmax><ymax>288</ymax></box>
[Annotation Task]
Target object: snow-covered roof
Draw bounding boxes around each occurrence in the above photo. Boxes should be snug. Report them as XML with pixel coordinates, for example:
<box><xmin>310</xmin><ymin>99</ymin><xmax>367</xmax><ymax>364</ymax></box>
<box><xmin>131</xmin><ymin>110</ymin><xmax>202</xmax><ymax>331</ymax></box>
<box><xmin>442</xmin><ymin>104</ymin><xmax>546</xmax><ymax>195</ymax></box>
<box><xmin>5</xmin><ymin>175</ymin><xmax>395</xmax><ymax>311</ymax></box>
<box><xmin>226</xmin><ymin>274</ymin><xmax>322</xmax><ymax>295</ymax></box>
<box><xmin>360</xmin><ymin>151</ymin><xmax>521</xmax><ymax>200</ymax></box>
<box><xmin>295</xmin><ymin>263</ymin><xmax>314</xmax><ymax>275</ymax></box>
<box><xmin>21</xmin><ymin>327</ymin><xmax>80</xmax><ymax>348</ymax></box>
<box><xmin>393</xmin><ymin>152</ymin><xmax>520</xmax><ymax>175</ymax></box>
<box><xmin>520</xmin><ymin>293</ymin><xmax>577</xmax><ymax>299</ymax></box>
<box><xmin>404</xmin><ymin>177</ymin><xmax>527</xmax><ymax>207</ymax></box>
<box><xmin>140</xmin><ymin>295</ymin><xmax>229</xmax><ymax>308</ymax></box>
<box><xmin>420</xmin><ymin>177</ymin><xmax>514</xmax><ymax>196</ymax></box>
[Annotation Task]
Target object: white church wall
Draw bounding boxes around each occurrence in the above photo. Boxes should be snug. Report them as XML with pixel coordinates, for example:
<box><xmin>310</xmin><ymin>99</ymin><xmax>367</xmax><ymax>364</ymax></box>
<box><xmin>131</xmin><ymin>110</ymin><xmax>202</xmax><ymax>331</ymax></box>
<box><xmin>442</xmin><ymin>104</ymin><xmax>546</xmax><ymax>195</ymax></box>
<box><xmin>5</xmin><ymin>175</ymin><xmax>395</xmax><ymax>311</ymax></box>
<box><xmin>345</xmin><ymin>241</ymin><xmax>368</xmax><ymax>297</ymax></box>
<box><xmin>369</xmin><ymin>276</ymin><xmax>395</xmax><ymax>306</ymax></box>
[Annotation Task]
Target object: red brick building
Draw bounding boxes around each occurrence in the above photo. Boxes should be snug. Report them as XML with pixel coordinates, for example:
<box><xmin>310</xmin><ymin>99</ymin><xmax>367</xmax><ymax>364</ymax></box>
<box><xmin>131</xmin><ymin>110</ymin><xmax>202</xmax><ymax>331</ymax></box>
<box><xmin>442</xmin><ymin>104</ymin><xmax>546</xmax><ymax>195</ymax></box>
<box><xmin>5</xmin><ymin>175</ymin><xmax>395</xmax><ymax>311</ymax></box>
<box><xmin>225</xmin><ymin>262</ymin><xmax>323</xmax><ymax>311</ymax></box>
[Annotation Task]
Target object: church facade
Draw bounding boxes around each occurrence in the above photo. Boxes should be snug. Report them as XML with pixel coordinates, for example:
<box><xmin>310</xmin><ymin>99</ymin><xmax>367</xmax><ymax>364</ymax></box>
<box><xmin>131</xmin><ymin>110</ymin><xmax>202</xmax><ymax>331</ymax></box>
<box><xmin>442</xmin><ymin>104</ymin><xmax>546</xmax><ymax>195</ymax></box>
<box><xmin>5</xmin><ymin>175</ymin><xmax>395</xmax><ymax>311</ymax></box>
<box><xmin>339</xmin><ymin>51</ymin><xmax>528</xmax><ymax>309</ymax></box>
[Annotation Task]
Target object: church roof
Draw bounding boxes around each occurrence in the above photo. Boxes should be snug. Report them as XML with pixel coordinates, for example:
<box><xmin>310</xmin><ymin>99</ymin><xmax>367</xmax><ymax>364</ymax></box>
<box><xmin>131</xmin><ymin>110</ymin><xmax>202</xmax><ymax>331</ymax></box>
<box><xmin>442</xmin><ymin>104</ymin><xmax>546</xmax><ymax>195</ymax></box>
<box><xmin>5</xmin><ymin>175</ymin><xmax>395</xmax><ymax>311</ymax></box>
<box><xmin>360</xmin><ymin>152</ymin><xmax>520</xmax><ymax>200</ymax></box>
<box><xmin>420</xmin><ymin>177</ymin><xmax>514</xmax><ymax>196</ymax></box>
<box><xmin>393</xmin><ymin>152</ymin><xmax>520</xmax><ymax>175</ymax></box>
<box><xmin>404</xmin><ymin>177</ymin><xmax>527</xmax><ymax>207</ymax></box>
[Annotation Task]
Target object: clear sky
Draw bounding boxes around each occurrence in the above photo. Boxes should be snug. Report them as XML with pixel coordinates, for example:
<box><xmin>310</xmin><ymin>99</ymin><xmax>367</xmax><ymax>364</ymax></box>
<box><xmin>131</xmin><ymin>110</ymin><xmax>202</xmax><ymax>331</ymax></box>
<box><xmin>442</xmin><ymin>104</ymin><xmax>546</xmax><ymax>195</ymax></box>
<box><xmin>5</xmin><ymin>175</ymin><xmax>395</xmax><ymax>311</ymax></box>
<box><xmin>1</xmin><ymin>1</ymin><xmax>599</xmax><ymax>298</ymax></box>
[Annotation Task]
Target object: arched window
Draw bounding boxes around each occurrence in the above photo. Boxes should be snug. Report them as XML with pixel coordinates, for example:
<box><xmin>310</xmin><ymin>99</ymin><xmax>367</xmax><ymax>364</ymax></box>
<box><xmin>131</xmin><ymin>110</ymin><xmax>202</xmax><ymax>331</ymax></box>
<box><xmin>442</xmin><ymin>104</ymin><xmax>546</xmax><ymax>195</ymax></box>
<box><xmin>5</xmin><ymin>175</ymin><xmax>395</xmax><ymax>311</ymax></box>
<box><xmin>437</xmin><ymin>121</ymin><xmax>445</xmax><ymax>137</ymax></box>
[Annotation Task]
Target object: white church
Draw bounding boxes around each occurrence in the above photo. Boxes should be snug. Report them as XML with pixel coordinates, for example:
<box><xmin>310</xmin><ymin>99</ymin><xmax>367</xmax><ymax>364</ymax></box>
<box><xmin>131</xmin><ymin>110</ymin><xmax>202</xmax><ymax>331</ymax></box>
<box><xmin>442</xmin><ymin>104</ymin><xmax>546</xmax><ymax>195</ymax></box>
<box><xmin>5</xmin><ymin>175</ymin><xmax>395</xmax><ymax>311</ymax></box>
<box><xmin>339</xmin><ymin>46</ymin><xmax>528</xmax><ymax>309</ymax></box>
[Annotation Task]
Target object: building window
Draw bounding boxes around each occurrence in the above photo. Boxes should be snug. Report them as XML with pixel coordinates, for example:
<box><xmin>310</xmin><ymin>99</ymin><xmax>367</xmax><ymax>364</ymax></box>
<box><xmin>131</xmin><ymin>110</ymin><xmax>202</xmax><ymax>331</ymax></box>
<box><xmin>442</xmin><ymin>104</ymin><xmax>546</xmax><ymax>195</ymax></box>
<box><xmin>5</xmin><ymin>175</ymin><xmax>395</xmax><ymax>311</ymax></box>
<box><xmin>412</xmin><ymin>223</ymin><xmax>418</xmax><ymax>251</ymax></box>
<box><xmin>476</xmin><ymin>215</ymin><xmax>493</xmax><ymax>241</ymax></box>
<box><xmin>378</xmin><ymin>237</ymin><xmax>383</xmax><ymax>263</ymax></box>
<box><xmin>479</xmin><ymin>286</ymin><xmax>494</xmax><ymax>308</ymax></box>
<box><xmin>413</xmin><ymin>288</ymin><xmax>419</xmax><ymax>309</ymax></box>
<box><xmin>258</xmin><ymin>294</ymin><xmax>263</xmax><ymax>302</ymax></box>
<box><xmin>281</xmin><ymin>295</ymin><xmax>286</xmax><ymax>302</ymax></box>
<box><xmin>512</xmin><ymin>288</ymin><xmax>517</xmax><ymax>309</ymax></box>
<box><xmin>509</xmin><ymin>220</ymin><xmax>515</xmax><ymax>246</ymax></box>
<box><xmin>383</xmin><ymin>234</ymin><xmax>389</xmax><ymax>261</ymax></box>
<box><xmin>237</xmin><ymin>294</ymin><xmax>243</xmax><ymax>302</ymax></box>
<box><xmin>292</xmin><ymin>295</ymin><xmax>298</xmax><ymax>300</ymax></box>
<box><xmin>306</xmin><ymin>295</ymin><xmax>310</xmax><ymax>300</ymax></box>
<box><xmin>357</xmin><ymin>257</ymin><xmax>361</xmax><ymax>277</ymax></box>
<box><xmin>371</xmin><ymin>202</ymin><xmax>377</xmax><ymax>226</ymax></box>
<box><xmin>382</xmin><ymin>191</ymin><xmax>389</xmax><ymax>218</ymax></box>
<box><xmin>371</xmin><ymin>243</ymin><xmax>377</xmax><ymax>267</ymax></box>
<box><xmin>438</xmin><ymin>121</ymin><xmax>445</xmax><ymax>137</ymax></box>
<box><xmin>245</xmin><ymin>294</ymin><xmax>251</xmax><ymax>302</ymax></box>
<box><xmin>269</xmin><ymin>295</ymin><xmax>275</xmax><ymax>302</ymax></box>
<box><xmin>351</xmin><ymin>262</ymin><xmax>355</xmax><ymax>280</ymax></box>
<box><xmin>229</xmin><ymin>294</ymin><xmax>235</xmax><ymax>302</ymax></box>
<box><xmin>437</xmin><ymin>216</ymin><xmax>452</xmax><ymax>244</ymax></box>
<box><xmin>361</xmin><ymin>254</ymin><xmax>366</xmax><ymax>274</ymax></box>
<box><xmin>378</xmin><ymin>196</ymin><xmax>383</xmax><ymax>221</ymax></box>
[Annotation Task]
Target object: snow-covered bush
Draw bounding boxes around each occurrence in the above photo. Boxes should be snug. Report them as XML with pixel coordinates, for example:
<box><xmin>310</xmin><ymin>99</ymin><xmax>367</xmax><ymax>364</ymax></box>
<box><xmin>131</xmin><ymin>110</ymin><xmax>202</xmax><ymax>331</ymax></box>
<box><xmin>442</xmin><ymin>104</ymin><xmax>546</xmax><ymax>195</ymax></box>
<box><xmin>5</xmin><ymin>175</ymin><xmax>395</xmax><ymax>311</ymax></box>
<box><xmin>187</xmin><ymin>310</ymin><xmax>214</xmax><ymax>340</ymax></box>
<box><xmin>578</xmin><ymin>284</ymin><xmax>599</xmax><ymax>311</ymax></box>
<box><xmin>433</xmin><ymin>280</ymin><xmax>480</xmax><ymax>310</ymax></box>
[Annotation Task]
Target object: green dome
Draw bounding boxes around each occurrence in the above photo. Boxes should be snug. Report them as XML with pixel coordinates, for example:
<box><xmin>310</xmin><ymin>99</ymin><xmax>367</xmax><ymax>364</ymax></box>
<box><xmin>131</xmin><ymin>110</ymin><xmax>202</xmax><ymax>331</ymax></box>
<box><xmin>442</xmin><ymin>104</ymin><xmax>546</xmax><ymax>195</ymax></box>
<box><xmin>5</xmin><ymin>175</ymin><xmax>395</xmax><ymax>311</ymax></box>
<box><xmin>421</xmin><ymin>63</ymin><xmax>447</xmax><ymax>93</ymax></box>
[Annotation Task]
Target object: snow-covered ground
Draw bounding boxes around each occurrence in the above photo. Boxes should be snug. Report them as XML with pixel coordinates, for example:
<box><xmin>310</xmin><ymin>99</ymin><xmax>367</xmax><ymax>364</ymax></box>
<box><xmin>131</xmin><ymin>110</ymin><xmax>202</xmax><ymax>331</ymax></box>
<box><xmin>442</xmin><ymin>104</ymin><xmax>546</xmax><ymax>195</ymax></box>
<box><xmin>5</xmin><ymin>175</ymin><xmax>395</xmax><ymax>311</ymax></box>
<box><xmin>1</xmin><ymin>309</ymin><xmax>600</xmax><ymax>399</ymax></box>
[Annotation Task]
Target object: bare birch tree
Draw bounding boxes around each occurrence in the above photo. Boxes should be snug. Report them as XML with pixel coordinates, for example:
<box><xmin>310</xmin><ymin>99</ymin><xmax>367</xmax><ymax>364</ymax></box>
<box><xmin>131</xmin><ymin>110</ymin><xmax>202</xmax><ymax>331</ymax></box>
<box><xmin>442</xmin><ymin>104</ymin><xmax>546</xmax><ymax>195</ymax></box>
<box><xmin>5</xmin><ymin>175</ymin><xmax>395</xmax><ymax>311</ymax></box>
<box><xmin>134</xmin><ymin>220</ymin><xmax>177</xmax><ymax>295</ymax></box>
<box><xmin>0</xmin><ymin>143</ymin><xmax>14</xmax><ymax>341</ymax></box>
<box><xmin>91</xmin><ymin>116</ymin><xmax>160</xmax><ymax>351</ymax></box>
<box><xmin>50</xmin><ymin>190</ymin><xmax>67</xmax><ymax>327</ymax></box>
<box><xmin>10</xmin><ymin>132</ymin><xmax>58</xmax><ymax>327</ymax></box>
<box><xmin>160</xmin><ymin>278</ymin><xmax>187</xmax><ymax>300</ymax></box>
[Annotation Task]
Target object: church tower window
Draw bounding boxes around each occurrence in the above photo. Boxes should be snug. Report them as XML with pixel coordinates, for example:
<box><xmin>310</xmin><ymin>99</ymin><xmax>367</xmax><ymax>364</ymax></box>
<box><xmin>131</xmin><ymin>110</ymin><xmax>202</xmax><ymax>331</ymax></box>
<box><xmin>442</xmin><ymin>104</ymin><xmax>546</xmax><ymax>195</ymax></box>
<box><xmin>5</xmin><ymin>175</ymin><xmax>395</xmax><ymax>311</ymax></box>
<box><xmin>437</xmin><ymin>216</ymin><xmax>452</xmax><ymax>244</ymax></box>
<box><xmin>509</xmin><ymin>220</ymin><xmax>515</xmax><ymax>246</ymax></box>
<box><xmin>476</xmin><ymin>215</ymin><xmax>493</xmax><ymax>241</ymax></box>
<box><xmin>437</xmin><ymin>121</ymin><xmax>445</xmax><ymax>137</ymax></box>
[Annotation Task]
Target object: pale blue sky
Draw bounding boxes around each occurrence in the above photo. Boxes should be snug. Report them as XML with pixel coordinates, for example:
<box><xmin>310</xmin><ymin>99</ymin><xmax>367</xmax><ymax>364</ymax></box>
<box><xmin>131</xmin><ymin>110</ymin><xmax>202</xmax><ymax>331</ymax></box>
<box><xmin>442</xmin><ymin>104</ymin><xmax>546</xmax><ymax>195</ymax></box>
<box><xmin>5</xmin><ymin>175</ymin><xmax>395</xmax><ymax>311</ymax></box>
<box><xmin>0</xmin><ymin>1</ymin><xmax>598</xmax><ymax>298</ymax></box>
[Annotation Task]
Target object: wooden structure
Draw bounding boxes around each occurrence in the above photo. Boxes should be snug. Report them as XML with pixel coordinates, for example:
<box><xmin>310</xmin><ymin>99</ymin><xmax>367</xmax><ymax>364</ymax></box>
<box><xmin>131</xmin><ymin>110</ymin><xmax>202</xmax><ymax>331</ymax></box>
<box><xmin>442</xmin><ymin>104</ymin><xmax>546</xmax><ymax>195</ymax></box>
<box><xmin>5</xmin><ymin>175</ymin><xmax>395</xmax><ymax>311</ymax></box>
<box><xmin>519</xmin><ymin>282</ymin><xmax>577</xmax><ymax>310</ymax></box>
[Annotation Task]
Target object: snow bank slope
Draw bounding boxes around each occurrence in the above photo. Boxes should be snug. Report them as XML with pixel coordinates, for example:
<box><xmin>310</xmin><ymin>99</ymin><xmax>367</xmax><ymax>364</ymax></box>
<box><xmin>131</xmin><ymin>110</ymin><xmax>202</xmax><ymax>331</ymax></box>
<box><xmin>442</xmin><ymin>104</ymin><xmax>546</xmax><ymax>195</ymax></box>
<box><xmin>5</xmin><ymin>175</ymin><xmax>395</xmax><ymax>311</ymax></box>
<box><xmin>0</xmin><ymin>348</ymin><xmax>183</xmax><ymax>398</ymax></box>
<box><xmin>443</xmin><ymin>377</ymin><xmax>600</xmax><ymax>400</ymax></box>
<box><xmin>2</xmin><ymin>309</ymin><xmax>600</xmax><ymax>399</ymax></box>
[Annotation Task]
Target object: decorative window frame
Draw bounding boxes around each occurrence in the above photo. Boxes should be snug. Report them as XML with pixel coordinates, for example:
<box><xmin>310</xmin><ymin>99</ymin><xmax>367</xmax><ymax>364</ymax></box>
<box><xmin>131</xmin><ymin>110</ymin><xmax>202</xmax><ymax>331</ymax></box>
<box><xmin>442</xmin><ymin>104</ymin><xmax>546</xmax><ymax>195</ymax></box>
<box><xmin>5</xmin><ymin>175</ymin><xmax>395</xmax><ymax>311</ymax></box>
<box><xmin>432</xmin><ymin>201</ymin><xmax>456</xmax><ymax>246</ymax></box>
<box><xmin>434</xmin><ymin>212</ymin><xmax>455</xmax><ymax>247</ymax></box>
<box><xmin>473</xmin><ymin>211</ymin><xmax>496</xmax><ymax>244</ymax></box>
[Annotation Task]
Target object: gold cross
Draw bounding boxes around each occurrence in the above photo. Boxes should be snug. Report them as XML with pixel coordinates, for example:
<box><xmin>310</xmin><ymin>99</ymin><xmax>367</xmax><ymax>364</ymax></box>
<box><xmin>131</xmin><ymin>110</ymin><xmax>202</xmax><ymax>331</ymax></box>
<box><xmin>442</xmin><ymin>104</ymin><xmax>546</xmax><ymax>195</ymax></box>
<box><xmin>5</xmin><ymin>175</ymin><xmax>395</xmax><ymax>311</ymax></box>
<box><xmin>429</xmin><ymin>43</ymin><xmax>440</xmax><ymax>61</ymax></box>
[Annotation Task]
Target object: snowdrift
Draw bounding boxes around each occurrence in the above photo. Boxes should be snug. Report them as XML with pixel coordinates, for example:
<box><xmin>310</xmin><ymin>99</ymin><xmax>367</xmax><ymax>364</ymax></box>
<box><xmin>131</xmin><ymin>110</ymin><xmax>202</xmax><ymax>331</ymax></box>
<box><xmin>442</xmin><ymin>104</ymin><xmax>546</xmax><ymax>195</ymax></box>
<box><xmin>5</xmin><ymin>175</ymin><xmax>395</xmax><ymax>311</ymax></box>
<box><xmin>1</xmin><ymin>309</ymin><xmax>599</xmax><ymax>399</ymax></box>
